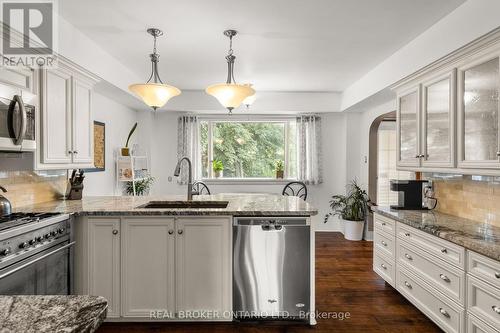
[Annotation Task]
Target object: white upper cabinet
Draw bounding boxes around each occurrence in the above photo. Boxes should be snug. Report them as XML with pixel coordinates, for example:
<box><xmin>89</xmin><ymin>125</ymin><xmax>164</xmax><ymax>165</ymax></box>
<box><xmin>457</xmin><ymin>54</ymin><xmax>500</xmax><ymax>169</ymax></box>
<box><xmin>421</xmin><ymin>70</ymin><xmax>456</xmax><ymax>168</ymax></box>
<box><xmin>397</xmin><ymin>86</ymin><xmax>421</xmax><ymax>168</ymax></box>
<box><xmin>38</xmin><ymin>60</ymin><xmax>97</xmax><ymax>170</ymax></box>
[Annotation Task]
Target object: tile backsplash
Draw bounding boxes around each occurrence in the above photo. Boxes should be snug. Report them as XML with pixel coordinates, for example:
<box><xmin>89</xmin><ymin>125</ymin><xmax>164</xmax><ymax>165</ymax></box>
<box><xmin>425</xmin><ymin>174</ymin><xmax>500</xmax><ymax>227</ymax></box>
<box><xmin>0</xmin><ymin>170</ymin><xmax>67</xmax><ymax>209</ymax></box>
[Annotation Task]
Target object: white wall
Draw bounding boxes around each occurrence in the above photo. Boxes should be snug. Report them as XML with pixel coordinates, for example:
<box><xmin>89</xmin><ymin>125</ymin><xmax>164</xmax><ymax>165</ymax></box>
<box><xmin>139</xmin><ymin>111</ymin><xmax>348</xmax><ymax>230</ymax></box>
<box><xmin>84</xmin><ymin>92</ymin><xmax>138</xmax><ymax>195</ymax></box>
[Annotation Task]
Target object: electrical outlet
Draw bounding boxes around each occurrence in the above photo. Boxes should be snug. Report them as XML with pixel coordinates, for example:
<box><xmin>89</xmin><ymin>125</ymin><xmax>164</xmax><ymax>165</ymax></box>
<box><xmin>168</xmin><ymin>176</ymin><xmax>172</xmax><ymax>182</ymax></box>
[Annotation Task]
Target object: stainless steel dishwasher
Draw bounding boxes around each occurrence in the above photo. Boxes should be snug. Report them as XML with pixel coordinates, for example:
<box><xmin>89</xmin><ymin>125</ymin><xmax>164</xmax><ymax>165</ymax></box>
<box><xmin>233</xmin><ymin>217</ymin><xmax>310</xmax><ymax>320</ymax></box>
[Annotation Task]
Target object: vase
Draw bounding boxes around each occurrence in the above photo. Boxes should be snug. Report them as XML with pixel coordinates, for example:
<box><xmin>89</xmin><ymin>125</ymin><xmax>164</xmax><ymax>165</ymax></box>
<box><xmin>214</xmin><ymin>170</ymin><xmax>223</xmax><ymax>178</ymax></box>
<box><xmin>276</xmin><ymin>170</ymin><xmax>284</xmax><ymax>179</ymax></box>
<box><xmin>342</xmin><ymin>218</ymin><xmax>364</xmax><ymax>241</ymax></box>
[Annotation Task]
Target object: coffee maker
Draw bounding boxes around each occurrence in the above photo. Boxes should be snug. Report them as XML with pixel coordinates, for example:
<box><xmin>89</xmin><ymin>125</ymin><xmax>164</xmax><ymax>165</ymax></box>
<box><xmin>390</xmin><ymin>180</ymin><xmax>429</xmax><ymax>210</ymax></box>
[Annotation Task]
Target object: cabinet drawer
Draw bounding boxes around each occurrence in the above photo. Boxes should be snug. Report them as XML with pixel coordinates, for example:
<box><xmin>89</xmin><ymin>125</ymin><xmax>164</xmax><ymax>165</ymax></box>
<box><xmin>397</xmin><ymin>223</ymin><xmax>465</xmax><ymax>269</ymax></box>
<box><xmin>397</xmin><ymin>240</ymin><xmax>465</xmax><ymax>305</ymax></box>
<box><xmin>374</xmin><ymin>213</ymin><xmax>395</xmax><ymax>235</ymax></box>
<box><xmin>373</xmin><ymin>253</ymin><xmax>395</xmax><ymax>287</ymax></box>
<box><xmin>374</xmin><ymin>230</ymin><xmax>395</xmax><ymax>259</ymax></box>
<box><xmin>467</xmin><ymin>275</ymin><xmax>500</xmax><ymax>327</ymax></box>
<box><xmin>467</xmin><ymin>313</ymin><xmax>500</xmax><ymax>333</ymax></box>
<box><xmin>468</xmin><ymin>251</ymin><xmax>500</xmax><ymax>289</ymax></box>
<box><xmin>397</xmin><ymin>267</ymin><xmax>464</xmax><ymax>333</ymax></box>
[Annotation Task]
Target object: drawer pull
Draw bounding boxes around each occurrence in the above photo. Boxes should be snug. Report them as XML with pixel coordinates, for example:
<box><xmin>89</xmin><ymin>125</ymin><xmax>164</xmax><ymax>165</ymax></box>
<box><xmin>495</xmin><ymin>272</ymin><xmax>500</xmax><ymax>279</ymax></box>
<box><xmin>440</xmin><ymin>248</ymin><xmax>447</xmax><ymax>253</ymax></box>
<box><xmin>439</xmin><ymin>274</ymin><xmax>450</xmax><ymax>283</ymax></box>
<box><xmin>404</xmin><ymin>281</ymin><xmax>412</xmax><ymax>289</ymax></box>
<box><xmin>404</xmin><ymin>232</ymin><xmax>410</xmax><ymax>237</ymax></box>
<box><xmin>381</xmin><ymin>240</ymin><xmax>387</xmax><ymax>246</ymax></box>
<box><xmin>380</xmin><ymin>263</ymin><xmax>387</xmax><ymax>270</ymax></box>
<box><xmin>493</xmin><ymin>305</ymin><xmax>500</xmax><ymax>314</ymax></box>
<box><xmin>405</xmin><ymin>253</ymin><xmax>413</xmax><ymax>260</ymax></box>
<box><xmin>381</xmin><ymin>222</ymin><xmax>386</xmax><ymax>226</ymax></box>
<box><xmin>439</xmin><ymin>308</ymin><xmax>450</xmax><ymax>318</ymax></box>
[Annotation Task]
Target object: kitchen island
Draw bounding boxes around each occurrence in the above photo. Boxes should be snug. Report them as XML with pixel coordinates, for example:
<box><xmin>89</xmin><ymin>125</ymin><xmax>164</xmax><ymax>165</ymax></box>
<box><xmin>16</xmin><ymin>194</ymin><xmax>317</xmax><ymax>325</ymax></box>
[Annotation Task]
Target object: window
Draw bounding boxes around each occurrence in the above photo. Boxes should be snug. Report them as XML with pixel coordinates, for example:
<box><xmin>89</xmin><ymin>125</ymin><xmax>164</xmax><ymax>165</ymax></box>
<box><xmin>200</xmin><ymin>119</ymin><xmax>297</xmax><ymax>180</ymax></box>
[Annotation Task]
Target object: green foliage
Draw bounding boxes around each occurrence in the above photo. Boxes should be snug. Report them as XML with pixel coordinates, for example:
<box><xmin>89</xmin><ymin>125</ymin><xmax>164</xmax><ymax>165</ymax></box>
<box><xmin>125</xmin><ymin>176</ymin><xmax>154</xmax><ymax>196</ymax></box>
<box><xmin>212</xmin><ymin>159</ymin><xmax>224</xmax><ymax>172</ymax></box>
<box><xmin>326</xmin><ymin>180</ymin><xmax>369</xmax><ymax>222</ymax></box>
<box><xmin>125</xmin><ymin>122</ymin><xmax>138</xmax><ymax>148</ymax></box>
<box><xmin>201</xmin><ymin>122</ymin><xmax>287</xmax><ymax>178</ymax></box>
<box><xmin>275</xmin><ymin>160</ymin><xmax>284</xmax><ymax>172</ymax></box>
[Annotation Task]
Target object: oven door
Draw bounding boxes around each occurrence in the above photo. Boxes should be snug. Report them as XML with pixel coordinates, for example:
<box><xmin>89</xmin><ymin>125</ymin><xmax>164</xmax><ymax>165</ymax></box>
<box><xmin>0</xmin><ymin>95</ymin><xmax>36</xmax><ymax>151</ymax></box>
<box><xmin>0</xmin><ymin>241</ymin><xmax>74</xmax><ymax>295</ymax></box>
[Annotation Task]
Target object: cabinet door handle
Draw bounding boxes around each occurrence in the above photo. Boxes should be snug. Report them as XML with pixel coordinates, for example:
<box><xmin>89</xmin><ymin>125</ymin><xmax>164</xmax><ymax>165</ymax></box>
<box><xmin>495</xmin><ymin>272</ymin><xmax>500</xmax><ymax>279</ymax></box>
<box><xmin>73</xmin><ymin>151</ymin><xmax>78</xmax><ymax>154</ymax></box>
<box><xmin>381</xmin><ymin>222</ymin><xmax>386</xmax><ymax>226</ymax></box>
<box><xmin>492</xmin><ymin>305</ymin><xmax>500</xmax><ymax>314</ymax></box>
<box><xmin>381</xmin><ymin>240</ymin><xmax>387</xmax><ymax>246</ymax></box>
<box><xmin>380</xmin><ymin>263</ymin><xmax>387</xmax><ymax>270</ymax></box>
<box><xmin>404</xmin><ymin>281</ymin><xmax>412</xmax><ymax>289</ymax></box>
<box><xmin>439</xmin><ymin>308</ymin><xmax>450</xmax><ymax>318</ymax></box>
<box><xmin>112</xmin><ymin>229</ymin><xmax>118</xmax><ymax>235</ymax></box>
<box><xmin>178</xmin><ymin>229</ymin><xmax>183</xmax><ymax>235</ymax></box>
<box><xmin>68</xmin><ymin>151</ymin><xmax>73</xmax><ymax>155</ymax></box>
<box><xmin>441</xmin><ymin>248</ymin><xmax>447</xmax><ymax>253</ymax></box>
<box><xmin>496</xmin><ymin>151</ymin><xmax>500</xmax><ymax>157</ymax></box>
<box><xmin>405</xmin><ymin>253</ymin><xmax>413</xmax><ymax>260</ymax></box>
<box><xmin>404</xmin><ymin>232</ymin><xmax>410</xmax><ymax>237</ymax></box>
<box><xmin>415</xmin><ymin>155</ymin><xmax>420</xmax><ymax>159</ymax></box>
<box><xmin>439</xmin><ymin>274</ymin><xmax>450</xmax><ymax>283</ymax></box>
<box><xmin>168</xmin><ymin>229</ymin><xmax>174</xmax><ymax>235</ymax></box>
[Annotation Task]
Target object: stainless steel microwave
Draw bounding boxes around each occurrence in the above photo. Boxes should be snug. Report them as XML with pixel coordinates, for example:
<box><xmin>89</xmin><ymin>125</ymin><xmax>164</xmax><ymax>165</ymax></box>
<box><xmin>0</xmin><ymin>95</ymin><xmax>36</xmax><ymax>151</ymax></box>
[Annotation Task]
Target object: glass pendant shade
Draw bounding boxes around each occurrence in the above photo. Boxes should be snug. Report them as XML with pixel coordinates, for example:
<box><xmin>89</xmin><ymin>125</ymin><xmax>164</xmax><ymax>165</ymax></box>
<box><xmin>129</xmin><ymin>83</ymin><xmax>181</xmax><ymax>109</ymax></box>
<box><xmin>206</xmin><ymin>83</ymin><xmax>255</xmax><ymax>110</ymax></box>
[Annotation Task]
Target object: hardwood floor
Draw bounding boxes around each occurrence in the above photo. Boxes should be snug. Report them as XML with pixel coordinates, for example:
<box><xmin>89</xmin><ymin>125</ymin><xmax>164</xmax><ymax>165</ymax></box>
<box><xmin>97</xmin><ymin>232</ymin><xmax>442</xmax><ymax>333</ymax></box>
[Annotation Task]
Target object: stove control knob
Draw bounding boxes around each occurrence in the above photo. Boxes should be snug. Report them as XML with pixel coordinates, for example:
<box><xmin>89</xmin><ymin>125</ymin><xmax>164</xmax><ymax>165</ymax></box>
<box><xmin>0</xmin><ymin>248</ymin><xmax>11</xmax><ymax>256</ymax></box>
<box><xmin>44</xmin><ymin>233</ymin><xmax>51</xmax><ymax>239</ymax></box>
<box><xmin>19</xmin><ymin>242</ymin><xmax>29</xmax><ymax>249</ymax></box>
<box><xmin>58</xmin><ymin>228</ymin><xmax>65</xmax><ymax>234</ymax></box>
<box><xmin>50</xmin><ymin>231</ymin><xmax>57</xmax><ymax>237</ymax></box>
<box><xmin>29</xmin><ymin>239</ymin><xmax>36</xmax><ymax>246</ymax></box>
<box><xmin>36</xmin><ymin>236</ymin><xmax>43</xmax><ymax>243</ymax></box>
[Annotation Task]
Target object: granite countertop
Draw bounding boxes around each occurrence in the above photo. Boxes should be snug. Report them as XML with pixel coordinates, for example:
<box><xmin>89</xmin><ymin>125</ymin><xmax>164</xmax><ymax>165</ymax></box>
<box><xmin>0</xmin><ymin>295</ymin><xmax>107</xmax><ymax>333</ymax></box>
<box><xmin>375</xmin><ymin>207</ymin><xmax>500</xmax><ymax>261</ymax></box>
<box><xmin>14</xmin><ymin>193</ymin><xmax>318</xmax><ymax>217</ymax></box>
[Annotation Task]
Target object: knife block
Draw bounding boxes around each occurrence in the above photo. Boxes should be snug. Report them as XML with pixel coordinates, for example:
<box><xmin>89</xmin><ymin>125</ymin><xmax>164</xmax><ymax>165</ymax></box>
<box><xmin>67</xmin><ymin>183</ymin><xmax>84</xmax><ymax>200</ymax></box>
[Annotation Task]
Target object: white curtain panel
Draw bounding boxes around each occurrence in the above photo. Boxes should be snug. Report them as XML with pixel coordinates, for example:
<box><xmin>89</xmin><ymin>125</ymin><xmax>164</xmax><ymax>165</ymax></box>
<box><xmin>177</xmin><ymin>116</ymin><xmax>201</xmax><ymax>184</ymax></box>
<box><xmin>297</xmin><ymin>115</ymin><xmax>323</xmax><ymax>185</ymax></box>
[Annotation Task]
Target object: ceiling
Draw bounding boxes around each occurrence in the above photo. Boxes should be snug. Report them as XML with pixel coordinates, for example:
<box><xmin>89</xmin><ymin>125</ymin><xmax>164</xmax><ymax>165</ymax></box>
<box><xmin>59</xmin><ymin>0</ymin><xmax>466</xmax><ymax>92</ymax></box>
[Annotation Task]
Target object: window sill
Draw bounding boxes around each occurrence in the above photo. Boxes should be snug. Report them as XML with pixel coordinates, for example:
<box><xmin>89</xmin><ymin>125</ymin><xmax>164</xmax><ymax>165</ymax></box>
<box><xmin>202</xmin><ymin>178</ymin><xmax>296</xmax><ymax>185</ymax></box>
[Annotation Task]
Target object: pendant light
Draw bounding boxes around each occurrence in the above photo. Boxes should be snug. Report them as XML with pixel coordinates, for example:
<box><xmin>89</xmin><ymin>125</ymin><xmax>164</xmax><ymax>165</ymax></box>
<box><xmin>206</xmin><ymin>30</ymin><xmax>255</xmax><ymax>113</ymax></box>
<box><xmin>129</xmin><ymin>28</ymin><xmax>181</xmax><ymax>110</ymax></box>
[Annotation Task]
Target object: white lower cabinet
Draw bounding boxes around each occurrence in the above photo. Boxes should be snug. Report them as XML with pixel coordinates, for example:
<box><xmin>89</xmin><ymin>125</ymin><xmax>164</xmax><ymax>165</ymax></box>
<box><xmin>121</xmin><ymin>217</ymin><xmax>175</xmax><ymax>318</ymax></box>
<box><xmin>87</xmin><ymin>218</ymin><xmax>121</xmax><ymax>318</ymax></box>
<box><xmin>373</xmin><ymin>213</ymin><xmax>500</xmax><ymax>332</ymax></box>
<box><xmin>175</xmin><ymin>218</ymin><xmax>232</xmax><ymax>320</ymax></box>
<box><xmin>80</xmin><ymin>216</ymin><xmax>232</xmax><ymax>321</ymax></box>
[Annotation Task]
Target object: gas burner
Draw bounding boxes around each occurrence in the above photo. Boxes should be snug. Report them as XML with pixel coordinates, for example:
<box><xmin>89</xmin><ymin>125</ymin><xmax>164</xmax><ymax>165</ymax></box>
<box><xmin>0</xmin><ymin>212</ymin><xmax>61</xmax><ymax>232</ymax></box>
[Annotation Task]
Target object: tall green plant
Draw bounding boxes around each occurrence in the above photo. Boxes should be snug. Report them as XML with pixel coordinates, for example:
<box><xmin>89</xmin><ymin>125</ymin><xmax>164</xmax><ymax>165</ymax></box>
<box><xmin>125</xmin><ymin>122</ymin><xmax>138</xmax><ymax>148</ymax></box>
<box><xmin>325</xmin><ymin>180</ymin><xmax>369</xmax><ymax>222</ymax></box>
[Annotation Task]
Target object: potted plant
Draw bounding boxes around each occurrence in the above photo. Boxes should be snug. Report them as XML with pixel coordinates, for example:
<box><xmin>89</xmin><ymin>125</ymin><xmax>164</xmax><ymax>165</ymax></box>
<box><xmin>325</xmin><ymin>180</ymin><xmax>369</xmax><ymax>241</ymax></box>
<box><xmin>275</xmin><ymin>160</ymin><xmax>284</xmax><ymax>179</ymax></box>
<box><xmin>122</xmin><ymin>122</ymin><xmax>137</xmax><ymax>156</ymax></box>
<box><xmin>125</xmin><ymin>176</ymin><xmax>154</xmax><ymax>196</ymax></box>
<box><xmin>212</xmin><ymin>159</ymin><xmax>224</xmax><ymax>178</ymax></box>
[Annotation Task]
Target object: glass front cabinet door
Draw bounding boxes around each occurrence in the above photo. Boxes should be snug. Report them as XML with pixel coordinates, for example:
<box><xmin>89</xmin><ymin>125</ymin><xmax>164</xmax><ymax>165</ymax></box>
<box><xmin>397</xmin><ymin>87</ymin><xmax>421</xmax><ymax>167</ymax></box>
<box><xmin>458</xmin><ymin>55</ymin><xmax>500</xmax><ymax>169</ymax></box>
<box><xmin>421</xmin><ymin>71</ymin><xmax>456</xmax><ymax>168</ymax></box>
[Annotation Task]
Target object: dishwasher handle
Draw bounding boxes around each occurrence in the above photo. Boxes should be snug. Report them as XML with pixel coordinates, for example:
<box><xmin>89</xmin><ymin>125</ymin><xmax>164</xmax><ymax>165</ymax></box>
<box><xmin>234</xmin><ymin>217</ymin><xmax>309</xmax><ymax>227</ymax></box>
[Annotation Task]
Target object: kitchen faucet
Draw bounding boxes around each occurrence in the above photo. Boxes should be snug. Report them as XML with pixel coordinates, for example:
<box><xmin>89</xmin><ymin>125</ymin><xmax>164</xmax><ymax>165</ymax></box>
<box><xmin>174</xmin><ymin>156</ymin><xmax>197</xmax><ymax>201</ymax></box>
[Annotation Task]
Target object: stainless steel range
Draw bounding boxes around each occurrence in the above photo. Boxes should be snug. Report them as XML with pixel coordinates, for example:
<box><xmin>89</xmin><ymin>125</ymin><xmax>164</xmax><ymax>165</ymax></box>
<box><xmin>0</xmin><ymin>213</ymin><xmax>74</xmax><ymax>295</ymax></box>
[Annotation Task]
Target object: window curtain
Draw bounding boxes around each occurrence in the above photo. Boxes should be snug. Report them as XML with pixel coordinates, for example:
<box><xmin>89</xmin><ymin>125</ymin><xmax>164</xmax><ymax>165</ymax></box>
<box><xmin>177</xmin><ymin>116</ymin><xmax>201</xmax><ymax>184</ymax></box>
<box><xmin>296</xmin><ymin>115</ymin><xmax>323</xmax><ymax>185</ymax></box>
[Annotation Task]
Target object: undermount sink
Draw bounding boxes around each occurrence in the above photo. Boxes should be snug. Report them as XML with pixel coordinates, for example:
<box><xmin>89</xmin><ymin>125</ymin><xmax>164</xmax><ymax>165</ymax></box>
<box><xmin>137</xmin><ymin>200</ymin><xmax>229</xmax><ymax>209</ymax></box>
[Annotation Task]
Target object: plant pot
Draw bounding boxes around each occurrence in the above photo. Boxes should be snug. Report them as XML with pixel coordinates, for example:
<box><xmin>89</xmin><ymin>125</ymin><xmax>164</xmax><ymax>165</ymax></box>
<box><xmin>121</xmin><ymin>147</ymin><xmax>130</xmax><ymax>156</ymax></box>
<box><xmin>214</xmin><ymin>170</ymin><xmax>223</xmax><ymax>178</ymax></box>
<box><xmin>276</xmin><ymin>170</ymin><xmax>284</xmax><ymax>179</ymax></box>
<box><xmin>342</xmin><ymin>218</ymin><xmax>364</xmax><ymax>241</ymax></box>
